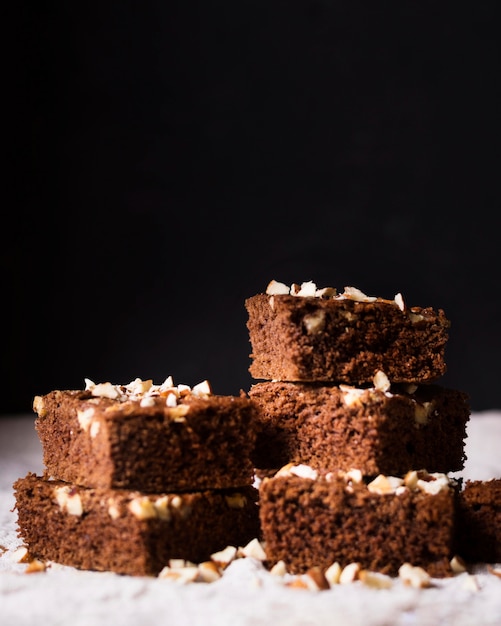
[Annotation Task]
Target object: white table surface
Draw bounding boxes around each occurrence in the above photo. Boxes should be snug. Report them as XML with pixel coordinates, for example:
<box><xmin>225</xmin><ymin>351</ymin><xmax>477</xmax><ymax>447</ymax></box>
<box><xmin>1</xmin><ymin>412</ymin><xmax>501</xmax><ymax>626</ymax></box>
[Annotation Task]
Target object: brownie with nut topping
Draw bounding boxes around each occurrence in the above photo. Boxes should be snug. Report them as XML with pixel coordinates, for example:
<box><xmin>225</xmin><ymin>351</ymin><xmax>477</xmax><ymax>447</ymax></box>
<box><xmin>245</xmin><ymin>281</ymin><xmax>450</xmax><ymax>384</ymax></box>
<box><xmin>33</xmin><ymin>377</ymin><xmax>257</xmax><ymax>492</ymax></box>
<box><xmin>14</xmin><ymin>472</ymin><xmax>260</xmax><ymax>576</ymax></box>
<box><xmin>259</xmin><ymin>465</ymin><xmax>459</xmax><ymax>577</ymax></box>
<box><xmin>249</xmin><ymin>380</ymin><xmax>470</xmax><ymax>476</ymax></box>
<box><xmin>456</xmin><ymin>479</ymin><xmax>501</xmax><ymax>563</ymax></box>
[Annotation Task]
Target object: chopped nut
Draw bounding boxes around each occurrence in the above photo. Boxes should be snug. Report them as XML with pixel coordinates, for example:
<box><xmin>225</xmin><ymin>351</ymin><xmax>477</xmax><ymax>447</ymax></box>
<box><xmin>409</xmin><ymin>312</ymin><xmax>424</xmax><ymax>323</ymax></box>
<box><xmin>191</xmin><ymin>380</ymin><xmax>212</xmax><ymax>397</ymax></box>
<box><xmin>398</xmin><ymin>563</ymin><xmax>431</xmax><ymax>588</ymax></box>
<box><xmin>266</xmin><ymin>280</ymin><xmax>290</xmax><ymax>295</ymax></box>
<box><xmin>90</xmin><ymin>382</ymin><xmax>121</xmax><ymax>400</ymax></box>
<box><xmin>76</xmin><ymin>406</ymin><xmax>95</xmax><ymax>432</ymax></box>
<box><xmin>450</xmin><ymin>555</ymin><xmax>467</xmax><ymax>574</ymax></box>
<box><xmin>341</xmin><ymin>287</ymin><xmax>377</xmax><ymax>302</ymax></box>
<box><xmin>158</xmin><ymin>563</ymin><xmax>199</xmax><ymax>584</ymax></box>
<box><xmin>324</xmin><ymin>561</ymin><xmax>342</xmax><ymax>585</ymax></box>
<box><xmin>198</xmin><ymin>561</ymin><xmax>222</xmax><ymax>582</ymax></box>
<box><xmin>316</xmin><ymin>286</ymin><xmax>337</xmax><ymax>298</ymax></box>
<box><xmin>167</xmin><ymin>404</ymin><xmax>190</xmax><ymax>422</ymax></box>
<box><xmin>367</xmin><ymin>474</ymin><xmax>404</xmax><ymax>495</ymax></box>
<box><xmin>359</xmin><ymin>570</ymin><xmax>393</xmax><ymax>589</ymax></box>
<box><xmin>126</xmin><ymin>378</ymin><xmax>153</xmax><ymax>396</ymax></box>
<box><xmin>404</xmin><ymin>470</ymin><xmax>419</xmax><ymax>490</ymax></box>
<box><xmin>239</xmin><ymin>538</ymin><xmax>267</xmax><ymax>561</ymax></box>
<box><xmin>414</xmin><ymin>402</ymin><xmax>432</xmax><ymax>426</ymax></box>
<box><xmin>303</xmin><ymin>310</ymin><xmax>326</xmax><ymax>334</ymax></box>
<box><xmin>170</xmin><ymin>495</ymin><xmax>183</xmax><ymax>509</ymax></box>
<box><xmin>269</xmin><ymin>560</ymin><xmax>287</xmax><ymax>576</ymax></box>
<box><xmin>165</xmin><ymin>393</ymin><xmax>178</xmax><ymax>407</ymax></box>
<box><xmin>107</xmin><ymin>498</ymin><xmax>121</xmax><ymax>520</ymax></box>
<box><xmin>153</xmin><ymin>496</ymin><xmax>172</xmax><ymax>521</ymax></box>
<box><xmin>210</xmin><ymin>545</ymin><xmax>237</xmax><ymax>568</ymax></box>
<box><xmin>275</xmin><ymin>463</ymin><xmax>318</xmax><ymax>480</ymax></box>
<box><xmin>128</xmin><ymin>496</ymin><xmax>157</xmax><ymax>520</ymax></box>
<box><xmin>25</xmin><ymin>559</ymin><xmax>47</xmax><ymax>574</ymax></box>
<box><xmin>89</xmin><ymin>420</ymin><xmax>100</xmax><ymax>438</ymax></box>
<box><xmin>54</xmin><ymin>485</ymin><xmax>83</xmax><ymax>516</ymax></box>
<box><xmin>373</xmin><ymin>370</ymin><xmax>390</xmax><ymax>392</ymax></box>
<box><xmin>305</xmin><ymin>567</ymin><xmax>330</xmax><ymax>590</ymax></box>
<box><xmin>339</xmin><ymin>385</ymin><xmax>366</xmax><ymax>407</ymax></box>
<box><xmin>394</xmin><ymin>293</ymin><xmax>405</xmax><ymax>311</ymax></box>
<box><xmin>33</xmin><ymin>395</ymin><xmax>46</xmax><ymax>416</ymax></box>
<box><xmin>296</xmin><ymin>281</ymin><xmax>317</xmax><ymax>297</ymax></box>
<box><xmin>416</xmin><ymin>473</ymin><xmax>451</xmax><ymax>495</ymax></box>
<box><xmin>339</xmin><ymin>562</ymin><xmax>361</xmax><ymax>584</ymax></box>
<box><xmin>339</xmin><ymin>468</ymin><xmax>363</xmax><ymax>485</ymax></box>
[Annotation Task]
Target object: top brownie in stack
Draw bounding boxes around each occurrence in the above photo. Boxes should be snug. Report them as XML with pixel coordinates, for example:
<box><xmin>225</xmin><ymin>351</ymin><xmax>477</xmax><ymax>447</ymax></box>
<box><xmin>245</xmin><ymin>280</ymin><xmax>450</xmax><ymax>384</ymax></box>
<box><xmin>34</xmin><ymin>376</ymin><xmax>257</xmax><ymax>493</ymax></box>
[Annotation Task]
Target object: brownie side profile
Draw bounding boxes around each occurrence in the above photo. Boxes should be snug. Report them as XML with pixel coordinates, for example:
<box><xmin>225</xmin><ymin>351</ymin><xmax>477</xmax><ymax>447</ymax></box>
<box><xmin>249</xmin><ymin>381</ymin><xmax>470</xmax><ymax>475</ymax></box>
<box><xmin>259</xmin><ymin>465</ymin><xmax>459</xmax><ymax>577</ymax></box>
<box><xmin>34</xmin><ymin>378</ymin><xmax>257</xmax><ymax>492</ymax></box>
<box><xmin>14</xmin><ymin>473</ymin><xmax>260</xmax><ymax>576</ymax></box>
<box><xmin>245</xmin><ymin>283</ymin><xmax>450</xmax><ymax>384</ymax></box>
<box><xmin>456</xmin><ymin>479</ymin><xmax>501</xmax><ymax>563</ymax></box>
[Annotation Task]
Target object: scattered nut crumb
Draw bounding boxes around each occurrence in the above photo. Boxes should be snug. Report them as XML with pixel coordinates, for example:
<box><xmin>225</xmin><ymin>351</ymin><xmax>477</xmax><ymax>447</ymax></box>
<box><xmin>359</xmin><ymin>570</ymin><xmax>393</xmax><ymax>589</ymax></box>
<box><xmin>450</xmin><ymin>555</ymin><xmax>467</xmax><ymax>574</ymax></box>
<box><xmin>269</xmin><ymin>560</ymin><xmax>287</xmax><ymax>576</ymax></box>
<box><xmin>324</xmin><ymin>561</ymin><xmax>342</xmax><ymax>585</ymax></box>
<box><xmin>339</xmin><ymin>562</ymin><xmax>361</xmax><ymax>584</ymax></box>
<box><xmin>197</xmin><ymin>561</ymin><xmax>222</xmax><ymax>583</ymax></box>
<box><xmin>25</xmin><ymin>559</ymin><xmax>47</xmax><ymax>574</ymax></box>
<box><xmin>305</xmin><ymin>567</ymin><xmax>330</xmax><ymax>590</ymax></box>
<box><xmin>210</xmin><ymin>545</ymin><xmax>237</xmax><ymax>569</ymax></box>
<box><xmin>238</xmin><ymin>538</ymin><xmax>267</xmax><ymax>561</ymax></box>
<box><xmin>398</xmin><ymin>563</ymin><xmax>431</xmax><ymax>588</ymax></box>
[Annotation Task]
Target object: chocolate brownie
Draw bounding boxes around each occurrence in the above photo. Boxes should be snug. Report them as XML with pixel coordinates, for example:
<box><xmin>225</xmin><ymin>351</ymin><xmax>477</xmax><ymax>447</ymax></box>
<box><xmin>14</xmin><ymin>473</ymin><xmax>260</xmax><ymax>576</ymax></box>
<box><xmin>456</xmin><ymin>479</ymin><xmax>501</xmax><ymax>563</ymax></box>
<box><xmin>259</xmin><ymin>464</ymin><xmax>459</xmax><ymax>577</ymax></box>
<box><xmin>249</xmin><ymin>378</ymin><xmax>470</xmax><ymax>475</ymax></box>
<box><xmin>34</xmin><ymin>377</ymin><xmax>257</xmax><ymax>492</ymax></box>
<box><xmin>245</xmin><ymin>281</ymin><xmax>450</xmax><ymax>384</ymax></box>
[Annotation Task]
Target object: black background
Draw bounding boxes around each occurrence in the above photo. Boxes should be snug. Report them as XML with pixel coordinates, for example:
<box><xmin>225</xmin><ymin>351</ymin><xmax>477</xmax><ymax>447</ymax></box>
<box><xmin>4</xmin><ymin>2</ymin><xmax>500</xmax><ymax>415</ymax></box>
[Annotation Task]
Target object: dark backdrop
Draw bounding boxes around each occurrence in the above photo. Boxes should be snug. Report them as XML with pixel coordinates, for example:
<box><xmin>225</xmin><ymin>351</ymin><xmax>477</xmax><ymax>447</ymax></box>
<box><xmin>5</xmin><ymin>2</ymin><xmax>500</xmax><ymax>415</ymax></box>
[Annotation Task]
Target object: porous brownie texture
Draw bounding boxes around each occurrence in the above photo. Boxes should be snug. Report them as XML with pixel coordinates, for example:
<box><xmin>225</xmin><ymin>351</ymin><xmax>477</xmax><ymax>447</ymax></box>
<box><xmin>249</xmin><ymin>380</ymin><xmax>470</xmax><ymax>475</ymax></box>
<box><xmin>259</xmin><ymin>465</ymin><xmax>459</xmax><ymax>577</ymax></box>
<box><xmin>245</xmin><ymin>282</ymin><xmax>450</xmax><ymax>384</ymax></box>
<box><xmin>34</xmin><ymin>378</ymin><xmax>257</xmax><ymax>492</ymax></box>
<box><xmin>14</xmin><ymin>473</ymin><xmax>260</xmax><ymax>576</ymax></box>
<box><xmin>456</xmin><ymin>479</ymin><xmax>501</xmax><ymax>563</ymax></box>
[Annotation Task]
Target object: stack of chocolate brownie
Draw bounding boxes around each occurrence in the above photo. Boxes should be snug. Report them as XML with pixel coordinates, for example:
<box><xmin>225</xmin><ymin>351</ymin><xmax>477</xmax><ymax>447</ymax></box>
<box><xmin>14</xmin><ymin>377</ymin><xmax>260</xmax><ymax>576</ymax></box>
<box><xmin>245</xmin><ymin>280</ymin><xmax>474</xmax><ymax>577</ymax></box>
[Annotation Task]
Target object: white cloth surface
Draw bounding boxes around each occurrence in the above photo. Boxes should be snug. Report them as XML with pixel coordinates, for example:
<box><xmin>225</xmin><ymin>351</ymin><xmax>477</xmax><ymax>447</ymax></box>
<box><xmin>1</xmin><ymin>413</ymin><xmax>500</xmax><ymax>626</ymax></box>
